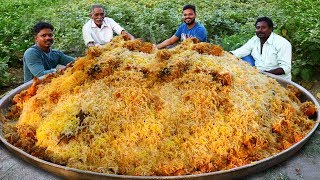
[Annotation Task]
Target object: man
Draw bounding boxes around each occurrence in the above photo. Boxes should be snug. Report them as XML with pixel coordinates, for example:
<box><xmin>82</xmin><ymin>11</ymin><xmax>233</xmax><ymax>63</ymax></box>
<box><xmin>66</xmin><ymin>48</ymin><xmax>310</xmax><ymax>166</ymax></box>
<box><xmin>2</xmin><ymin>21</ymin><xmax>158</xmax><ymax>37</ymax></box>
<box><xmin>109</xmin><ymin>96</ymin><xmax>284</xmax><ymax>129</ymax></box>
<box><xmin>231</xmin><ymin>17</ymin><xmax>292</xmax><ymax>80</ymax></box>
<box><xmin>23</xmin><ymin>22</ymin><xmax>75</xmax><ymax>83</ymax></box>
<box><xmin>82</xmin><ymin>4</ymin><xmax>134</xmax><ymax>47</ymax></box>
<box><xmin>156</xmin><ymin>4</ymin><xmax>207</xmax><ymax>49</ymax></box>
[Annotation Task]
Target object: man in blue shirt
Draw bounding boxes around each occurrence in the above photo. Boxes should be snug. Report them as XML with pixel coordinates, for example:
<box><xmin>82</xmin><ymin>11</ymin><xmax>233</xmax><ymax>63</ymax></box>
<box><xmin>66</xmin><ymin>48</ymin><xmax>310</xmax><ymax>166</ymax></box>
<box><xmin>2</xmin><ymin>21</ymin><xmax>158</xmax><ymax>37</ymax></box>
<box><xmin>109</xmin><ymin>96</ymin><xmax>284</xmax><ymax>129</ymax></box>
<box><xmin>156</xmin><ymin>4</ymin><xmax>207</xmax><ymax>49</ymax></box>
<box><xmin>23</xmin><ymin>22</ymin><xmax>75</xmax><ymax>83</ymax></box>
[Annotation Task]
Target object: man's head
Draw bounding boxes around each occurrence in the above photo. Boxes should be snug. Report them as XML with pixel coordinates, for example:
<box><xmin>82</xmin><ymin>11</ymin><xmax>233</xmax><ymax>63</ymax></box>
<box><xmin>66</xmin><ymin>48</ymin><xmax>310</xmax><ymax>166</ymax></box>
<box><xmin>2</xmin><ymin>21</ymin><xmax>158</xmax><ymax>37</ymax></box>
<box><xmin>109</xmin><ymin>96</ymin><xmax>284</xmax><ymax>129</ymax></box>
<box><xmin>255</xmin><ymin>17</ymin><xmax>273</xmax><ymax>41</ymax></box>
<box><xmin>33</xmin><ymin>22</ymin><xmax>54</xmax><ymax>51</ymax></box>
<box><xmin>182</xmin><ymin>4</ymin><xmax>196</xmax><ymax>26</ymax></box>
<box><xmin>90</xmin><ymin>4</ymin><xmax>105</xmax><ymax>28</ymax></box>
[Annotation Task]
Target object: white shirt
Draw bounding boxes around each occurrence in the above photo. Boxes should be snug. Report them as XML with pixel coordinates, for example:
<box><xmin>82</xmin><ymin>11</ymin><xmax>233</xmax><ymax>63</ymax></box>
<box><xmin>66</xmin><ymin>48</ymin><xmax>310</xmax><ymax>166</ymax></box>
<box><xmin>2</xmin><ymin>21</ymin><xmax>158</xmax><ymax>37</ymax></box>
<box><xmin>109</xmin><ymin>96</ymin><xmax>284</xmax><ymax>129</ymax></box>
<box><xmin>231</xmin><ymin>32</ymin><xmax>292</xmax><ymax>80</ymax></box>
<box><xmin>82</xmin><ymin>18</ymin><xmax>124</xmax><ymax>46</ymax></box>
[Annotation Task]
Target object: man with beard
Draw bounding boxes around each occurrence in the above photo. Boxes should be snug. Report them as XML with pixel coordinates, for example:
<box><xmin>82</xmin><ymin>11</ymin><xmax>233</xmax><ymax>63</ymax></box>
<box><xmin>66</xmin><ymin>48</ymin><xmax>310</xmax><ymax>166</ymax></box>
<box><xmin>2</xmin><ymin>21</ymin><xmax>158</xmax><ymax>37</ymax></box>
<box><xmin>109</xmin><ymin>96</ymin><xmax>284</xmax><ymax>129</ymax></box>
<box><xmin>23</xmin><ymin>22</ymin><xmax>75</xmax><ymax>83</ymax></box>
<box><xmin>156</xmin><ymin>4</ymin><xmax>207</xmax><ymax>49</ymax></box>
<box><xmin>231</xmin><ymin>17</ymin><xmax>292</xmax><ymax>80</ymax></box>
<box><xmin>82</xmin><ymin>4</ymin><xmax>134</xmax><ymax>47</ymax></box>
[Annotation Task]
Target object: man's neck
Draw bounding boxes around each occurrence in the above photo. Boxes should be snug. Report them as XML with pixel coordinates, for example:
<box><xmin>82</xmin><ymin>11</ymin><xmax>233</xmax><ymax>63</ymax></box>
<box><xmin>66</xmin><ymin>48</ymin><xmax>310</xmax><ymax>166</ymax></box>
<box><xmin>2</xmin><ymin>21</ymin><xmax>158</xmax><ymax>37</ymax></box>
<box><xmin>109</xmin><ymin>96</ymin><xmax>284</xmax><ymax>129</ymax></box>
<box><xmin>37</xmin><ymin>44</ymin><xmax>50</xmax><ymax>53</ymax></box>
<box><xmin>187</xmin><ymin>22</ymin><xmax>196</xmax><ymax>29</ymax></box>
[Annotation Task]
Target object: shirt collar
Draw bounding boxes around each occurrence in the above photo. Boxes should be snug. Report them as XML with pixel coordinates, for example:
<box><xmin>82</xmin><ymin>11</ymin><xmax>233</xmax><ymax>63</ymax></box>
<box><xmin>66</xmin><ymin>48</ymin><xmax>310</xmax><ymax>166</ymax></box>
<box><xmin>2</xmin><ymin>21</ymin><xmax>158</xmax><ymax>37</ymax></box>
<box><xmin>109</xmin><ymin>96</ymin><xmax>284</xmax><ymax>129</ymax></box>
<box><xmin>265</xmin><ymin>32</ymin><xmax>275</xmax><ymax>45</ymax></box>
<box><xmin>35</xmin><ymin>44</ymin><xmax>52</xmax><ymax>53</ymax></box>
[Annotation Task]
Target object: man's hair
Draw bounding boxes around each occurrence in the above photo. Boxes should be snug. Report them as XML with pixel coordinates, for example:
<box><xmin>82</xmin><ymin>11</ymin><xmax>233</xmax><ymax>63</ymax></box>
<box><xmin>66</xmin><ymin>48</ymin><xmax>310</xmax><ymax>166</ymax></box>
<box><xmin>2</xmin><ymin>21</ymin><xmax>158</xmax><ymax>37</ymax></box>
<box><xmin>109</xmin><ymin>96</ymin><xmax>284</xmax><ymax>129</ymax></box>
<box><xmin>90</xmin><ymin>4</ymin><xmax>105</xmax><ymax>13</ymax></box>
<box><xmin>33</xmin><ymin>22</ymin><xmax>54</xmax><ymax>35</ymax></box>
<box><xmin>183</xmin><ymin>4</ymin><xmax>196</xmax><ymax>13</ymax></box>
<box><xmin>255</xmin><ymin>17</ymin><xmax>274</xmax><ymax>30</ymax></box>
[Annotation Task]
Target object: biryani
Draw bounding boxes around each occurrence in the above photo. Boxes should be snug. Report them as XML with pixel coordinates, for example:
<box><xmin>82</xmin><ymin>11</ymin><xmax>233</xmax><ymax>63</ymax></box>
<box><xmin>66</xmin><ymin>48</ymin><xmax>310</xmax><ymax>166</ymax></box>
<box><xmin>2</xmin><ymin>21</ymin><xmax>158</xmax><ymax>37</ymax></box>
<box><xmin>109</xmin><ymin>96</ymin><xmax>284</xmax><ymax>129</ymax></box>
<box><xmin>1</xmin><ymin>36</ymin><xmax>317</xmax><ymax>176</ymax></box>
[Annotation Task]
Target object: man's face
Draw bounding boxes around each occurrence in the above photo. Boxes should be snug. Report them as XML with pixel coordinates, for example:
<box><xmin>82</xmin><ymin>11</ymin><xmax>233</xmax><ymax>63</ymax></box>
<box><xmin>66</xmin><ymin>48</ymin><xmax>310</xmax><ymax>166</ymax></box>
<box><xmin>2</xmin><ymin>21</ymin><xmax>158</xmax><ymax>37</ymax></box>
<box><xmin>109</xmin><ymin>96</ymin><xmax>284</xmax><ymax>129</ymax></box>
<box><xmin>255</xmin><ymin>21</ymin><xmax>272</xmax><ymax>40</ymax></box>
<box><xmin>91</xmin><ymin>7</ymin><xmax>105</xmax><ymax>27</ymax></box>
<box><xmin>183</xmin><ymin>8</ymin><xmax>196</xmax><ymax>25</ymax></box>
<box><xmin>35</xmin><ymin>28</ymin><xmax>54</xmax><ymax>49</ymax></box>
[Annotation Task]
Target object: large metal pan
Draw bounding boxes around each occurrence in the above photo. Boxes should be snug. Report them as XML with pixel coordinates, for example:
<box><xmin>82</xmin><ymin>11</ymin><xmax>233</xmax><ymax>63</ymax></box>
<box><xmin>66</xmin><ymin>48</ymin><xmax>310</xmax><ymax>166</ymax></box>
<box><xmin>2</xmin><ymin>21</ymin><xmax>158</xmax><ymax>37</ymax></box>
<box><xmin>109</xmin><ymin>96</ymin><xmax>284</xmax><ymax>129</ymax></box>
<box><xmin>0</xmin><ymin>73</ymin><xmax>319</xmax><ymax>179</ymax></box>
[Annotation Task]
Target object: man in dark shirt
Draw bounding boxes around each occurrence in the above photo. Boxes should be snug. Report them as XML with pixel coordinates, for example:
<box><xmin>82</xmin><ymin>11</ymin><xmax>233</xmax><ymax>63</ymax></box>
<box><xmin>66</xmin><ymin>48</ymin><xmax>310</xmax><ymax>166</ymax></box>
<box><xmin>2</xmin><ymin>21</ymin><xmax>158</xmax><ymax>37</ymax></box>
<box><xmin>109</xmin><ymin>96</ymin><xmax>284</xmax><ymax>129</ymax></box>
<box><xmin>23</xmin><ymin>22</ymin><xmax>75</xmax><ymax>83</ymax></box>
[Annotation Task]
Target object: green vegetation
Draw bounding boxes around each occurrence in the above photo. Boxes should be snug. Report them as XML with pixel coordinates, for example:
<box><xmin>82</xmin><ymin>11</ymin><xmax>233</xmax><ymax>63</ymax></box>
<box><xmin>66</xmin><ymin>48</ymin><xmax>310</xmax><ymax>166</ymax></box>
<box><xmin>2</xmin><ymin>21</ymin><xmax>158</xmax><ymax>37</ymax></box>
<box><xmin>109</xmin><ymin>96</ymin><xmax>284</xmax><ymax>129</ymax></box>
<box><xmin>0</xmin><ymin>0</ymin><xmax>319</xmax><ymax>87</ymax></box>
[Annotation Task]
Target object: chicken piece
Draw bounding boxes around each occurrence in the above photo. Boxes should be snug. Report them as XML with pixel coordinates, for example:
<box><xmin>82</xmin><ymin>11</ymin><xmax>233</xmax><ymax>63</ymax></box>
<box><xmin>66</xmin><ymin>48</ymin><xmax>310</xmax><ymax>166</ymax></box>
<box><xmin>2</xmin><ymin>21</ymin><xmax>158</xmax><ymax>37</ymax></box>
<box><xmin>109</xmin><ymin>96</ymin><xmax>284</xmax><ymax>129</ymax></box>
<box><xmin>300</xmin><ymin>101</ymin><xmax>317</xmax><ymax>117</ymax></box>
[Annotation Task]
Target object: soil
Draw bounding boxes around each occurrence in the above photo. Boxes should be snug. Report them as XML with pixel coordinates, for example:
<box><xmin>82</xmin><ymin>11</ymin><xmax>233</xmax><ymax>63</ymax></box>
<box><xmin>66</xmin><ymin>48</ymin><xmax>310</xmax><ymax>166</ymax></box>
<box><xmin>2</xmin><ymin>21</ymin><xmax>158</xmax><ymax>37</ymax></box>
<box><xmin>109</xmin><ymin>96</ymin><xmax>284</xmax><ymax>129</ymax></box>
<box><xmin>0</xmin><ymin>65</ymin><xmax>24</xmax><ymax>98</ymax></box>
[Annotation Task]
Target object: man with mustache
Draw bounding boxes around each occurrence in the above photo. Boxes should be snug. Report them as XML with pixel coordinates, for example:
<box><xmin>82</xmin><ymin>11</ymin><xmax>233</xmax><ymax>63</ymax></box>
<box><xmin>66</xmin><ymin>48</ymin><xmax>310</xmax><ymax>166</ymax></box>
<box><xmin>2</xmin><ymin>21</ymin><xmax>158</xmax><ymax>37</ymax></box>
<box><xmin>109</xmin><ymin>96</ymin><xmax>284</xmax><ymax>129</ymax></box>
<box><xmin>82</xmin><ymin>4</ymin><xmax>134</xmax><ymax>47</ymax></box>
<box><xmin>231</xmin><ymin>17</ymin><xmax>292</xmax><ymax>80</ymax></box>
<box><xmin>23</xmin><ymin>22</ymin><xmax>75</xmax><ymax>83</ymax></box>
<box><xmin>156</xmin><ymin>4</ymin><xmax>207</xmax><ymax>49</ymax></box>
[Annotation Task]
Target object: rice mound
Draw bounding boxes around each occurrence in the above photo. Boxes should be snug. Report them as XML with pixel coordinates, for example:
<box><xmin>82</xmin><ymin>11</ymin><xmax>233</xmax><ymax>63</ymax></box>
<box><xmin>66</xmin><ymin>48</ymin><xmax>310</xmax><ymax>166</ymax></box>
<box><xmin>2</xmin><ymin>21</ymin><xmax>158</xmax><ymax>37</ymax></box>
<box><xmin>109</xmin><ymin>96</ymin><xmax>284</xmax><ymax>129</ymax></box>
<box><xmin>2</xmin><ymin>36</ymin><xmax>316</xmax><ymax>176</ymax></box>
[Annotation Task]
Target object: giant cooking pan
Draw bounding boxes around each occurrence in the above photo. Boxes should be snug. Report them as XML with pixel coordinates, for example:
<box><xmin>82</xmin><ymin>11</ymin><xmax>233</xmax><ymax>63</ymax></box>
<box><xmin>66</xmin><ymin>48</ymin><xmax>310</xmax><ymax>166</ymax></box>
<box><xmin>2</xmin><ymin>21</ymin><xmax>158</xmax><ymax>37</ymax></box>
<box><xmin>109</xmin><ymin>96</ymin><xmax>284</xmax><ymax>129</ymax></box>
<box><xmin>0</xmin><ymin>73</ymin><xmax>319</xmax><ymax>179</ymax></box>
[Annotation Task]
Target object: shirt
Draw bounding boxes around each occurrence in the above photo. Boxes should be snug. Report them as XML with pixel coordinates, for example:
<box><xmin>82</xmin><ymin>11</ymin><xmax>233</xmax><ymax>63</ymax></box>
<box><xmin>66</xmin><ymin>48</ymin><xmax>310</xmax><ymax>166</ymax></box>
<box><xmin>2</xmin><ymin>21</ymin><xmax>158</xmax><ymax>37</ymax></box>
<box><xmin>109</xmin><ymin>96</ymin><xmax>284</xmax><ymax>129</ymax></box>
<box><xmin>82</xmin><ymin>18</ymin><xmax>124</xmax><ymax>46</ymax></box>
<box><xmin>231</xmin><ymin>32</ymin><xmax>292</xmax><ymax>80</ymax></box>
<box><xmin>175</xmin><ymin>22</ymin><xmax>207</xmax><ymax>42</ymax></box>
<box><xmin>23</xmin><ymin>45</ymin><xmax>75</xmax><ymax>83</ymax></box>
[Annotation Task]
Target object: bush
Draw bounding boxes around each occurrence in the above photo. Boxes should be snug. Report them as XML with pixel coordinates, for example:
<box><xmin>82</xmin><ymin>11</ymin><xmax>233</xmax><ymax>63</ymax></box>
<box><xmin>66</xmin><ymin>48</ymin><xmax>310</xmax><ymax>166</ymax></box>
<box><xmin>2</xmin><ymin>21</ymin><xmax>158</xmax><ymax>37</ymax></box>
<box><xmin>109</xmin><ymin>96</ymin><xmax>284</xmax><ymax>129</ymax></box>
<box><xmin>274</xmin><ymin>0</ymin><xmax>320</xmax><ymax>80</ymax></box>
<box><xmin>0</xmin><ymin>0</ymin><xmax>319</xmax><ymax>87</ymax></box>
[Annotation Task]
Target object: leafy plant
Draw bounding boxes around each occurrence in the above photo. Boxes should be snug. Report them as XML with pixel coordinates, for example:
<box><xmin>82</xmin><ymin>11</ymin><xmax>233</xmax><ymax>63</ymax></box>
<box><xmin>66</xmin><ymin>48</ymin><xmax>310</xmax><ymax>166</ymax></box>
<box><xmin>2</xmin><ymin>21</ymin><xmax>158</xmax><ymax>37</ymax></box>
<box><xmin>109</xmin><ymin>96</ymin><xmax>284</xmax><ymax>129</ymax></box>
<box><xmin>0</xmin><ymin>0</ymin><xmax>319</xmax><ymax>87</ymax></box>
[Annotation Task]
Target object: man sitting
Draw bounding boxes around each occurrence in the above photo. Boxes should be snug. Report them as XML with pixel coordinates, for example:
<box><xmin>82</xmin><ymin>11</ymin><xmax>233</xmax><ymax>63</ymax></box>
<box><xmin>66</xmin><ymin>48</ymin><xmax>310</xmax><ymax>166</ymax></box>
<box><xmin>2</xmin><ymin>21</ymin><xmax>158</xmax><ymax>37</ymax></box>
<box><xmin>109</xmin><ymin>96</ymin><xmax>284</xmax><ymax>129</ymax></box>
<box><xmin>156</xmin><ymin>4</ymin><xmax>207</xmax><ymax>49</ymax></box>
<box><xmin>82</xmin><ymin>4</ymin><xmax>134</xmax><ymax>47</ymax></box>
<box><xmin>231</xmin><ymin>17</ymin><xmax>292</xmax><ymax>80</ymax></box>
<box><xmin>23</xmin><ymin>22</ymin><xmax>75</xmax><ymax>83</ymax></box>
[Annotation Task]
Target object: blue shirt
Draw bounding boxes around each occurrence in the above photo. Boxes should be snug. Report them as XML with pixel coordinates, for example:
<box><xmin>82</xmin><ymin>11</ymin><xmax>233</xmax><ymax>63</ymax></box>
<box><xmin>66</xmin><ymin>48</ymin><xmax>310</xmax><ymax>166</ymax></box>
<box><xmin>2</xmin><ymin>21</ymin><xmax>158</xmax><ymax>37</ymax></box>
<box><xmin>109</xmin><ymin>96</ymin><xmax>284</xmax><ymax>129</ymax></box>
<box><xmin>23</xmin><ymin>45</ymin><xmax>75</xmax><ymax>83</ymax></box>
<box><xmin>175</xmin><ymin>22</ymin><xmax>207</xmax><ymax>42</ymax></box>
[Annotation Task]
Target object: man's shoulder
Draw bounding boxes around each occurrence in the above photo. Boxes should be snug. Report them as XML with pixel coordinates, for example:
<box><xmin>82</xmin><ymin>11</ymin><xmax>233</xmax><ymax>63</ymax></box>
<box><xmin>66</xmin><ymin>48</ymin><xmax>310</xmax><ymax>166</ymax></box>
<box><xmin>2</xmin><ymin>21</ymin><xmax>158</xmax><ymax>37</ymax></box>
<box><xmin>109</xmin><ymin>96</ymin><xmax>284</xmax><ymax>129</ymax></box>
<box><xmin>83</xmin><ymin>19</ymin><xmax>93</xmax><ymax>28</ymax></box>
<box><xmin>271</xmin><ymin>33</ymin><xmax>291</xmax><ymax>46</ymax></box>
<box><xmin>103</xmin><ymin>17</ymin><xmax>116</xmax><ymax>24</ymax></box>
<box><xmin>195</xmin><ymin>22</ymin><xmax>206</xmax><ymax>29</ymax></box>
<box><xmin>50</xmin><ymin>49</ymin><xmax>65</xmax><ymax>56</ymax></box>
<box><xmin>178</xmin><ymin>23</ymin><xmax>187</xmax><ymax>29</ymax></box>
<box><xmin>24</xmin><ymin>45</ymin><xmax>40</xmax><ymax>55</ymax></box>
<box><xmin>247</xmin><ymin>35</ymin><xmax>259</xmax><ymax>43</ymax></box>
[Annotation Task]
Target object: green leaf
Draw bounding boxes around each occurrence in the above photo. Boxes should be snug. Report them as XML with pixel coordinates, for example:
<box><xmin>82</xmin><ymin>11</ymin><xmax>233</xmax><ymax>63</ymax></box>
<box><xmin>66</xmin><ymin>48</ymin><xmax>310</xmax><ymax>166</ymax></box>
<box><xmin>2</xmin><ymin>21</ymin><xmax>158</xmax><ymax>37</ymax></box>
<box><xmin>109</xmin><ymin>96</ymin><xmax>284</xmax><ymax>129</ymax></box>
<box><xmin>300</xmin><ymin>68</ymin><xmax>314</xmax><ymax>81</ymax></box>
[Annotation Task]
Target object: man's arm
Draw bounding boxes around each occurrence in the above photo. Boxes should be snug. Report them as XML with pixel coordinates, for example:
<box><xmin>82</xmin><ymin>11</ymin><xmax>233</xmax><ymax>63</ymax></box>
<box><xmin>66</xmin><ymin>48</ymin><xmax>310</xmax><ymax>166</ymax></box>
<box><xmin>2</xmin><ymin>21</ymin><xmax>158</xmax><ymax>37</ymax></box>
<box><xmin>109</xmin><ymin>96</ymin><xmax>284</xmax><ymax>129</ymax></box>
<box><xmin>195</xmin><ymin>26</ymin><xmax>207</xmax><ymax>42</ymax></box>
<box><xmin>121</xmin><ymin>30</ymin><xmax>134</xmax><ymax>40</ymax></box>
<box><xmin>274</xmin><ymin>40</ymin><xmax>292</xmax><ymax>76</ymax></box>
<box><xmin>58</xmin><ymin>51</ymin><xmax>75</xmax><ymax>66</ymax></box>
<box><xmin>230</xmin><ymin>37</ymin><xmax>255</xmax><ymax>58</ymax></box>
<box><xmin>82</xmin><ymin>22</ymin><xmax>95</xmax><ymax>47</ymax></box>
<box><xmin>156</xmin><ymin>35</ymin><xmax>179</xmax><ymax>49</ymax></box>
<box><xmin>265</xmin><ymin>68</ymin><xmax>285</xmax><ymax>75</ymax></box>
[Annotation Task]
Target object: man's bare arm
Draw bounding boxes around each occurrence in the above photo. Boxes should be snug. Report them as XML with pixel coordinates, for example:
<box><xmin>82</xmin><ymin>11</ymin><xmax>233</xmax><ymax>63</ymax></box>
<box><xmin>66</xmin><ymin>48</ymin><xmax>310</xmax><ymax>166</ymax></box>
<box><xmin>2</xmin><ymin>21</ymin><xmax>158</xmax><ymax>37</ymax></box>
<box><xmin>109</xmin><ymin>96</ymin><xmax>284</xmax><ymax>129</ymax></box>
<box><xmin>156</xmin><ymin>35</ymin><xmax>179</xmax><ymax>49</ymax></box>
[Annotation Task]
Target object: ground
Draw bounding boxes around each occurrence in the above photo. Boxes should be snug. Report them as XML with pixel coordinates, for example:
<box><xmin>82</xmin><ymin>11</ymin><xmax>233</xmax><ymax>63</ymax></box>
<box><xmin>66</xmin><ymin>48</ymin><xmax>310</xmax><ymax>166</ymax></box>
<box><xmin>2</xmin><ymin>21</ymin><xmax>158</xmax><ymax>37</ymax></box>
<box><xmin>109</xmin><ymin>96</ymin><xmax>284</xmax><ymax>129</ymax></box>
<box><xmin>0</xmin><ymin>65</ymin><xmax>24</xmax><ymax>97</ymax></box>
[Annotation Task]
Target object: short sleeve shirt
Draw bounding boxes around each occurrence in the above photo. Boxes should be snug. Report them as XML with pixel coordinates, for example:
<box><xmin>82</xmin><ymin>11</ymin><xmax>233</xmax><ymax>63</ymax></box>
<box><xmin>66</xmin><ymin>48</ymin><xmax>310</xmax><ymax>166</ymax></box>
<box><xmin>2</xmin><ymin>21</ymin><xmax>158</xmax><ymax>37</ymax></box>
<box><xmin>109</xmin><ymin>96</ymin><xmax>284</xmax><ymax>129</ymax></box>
<box><xmin>174</xmin><ymin>22</ymin><xmax>207</xmax><ymax>42</ymax></box>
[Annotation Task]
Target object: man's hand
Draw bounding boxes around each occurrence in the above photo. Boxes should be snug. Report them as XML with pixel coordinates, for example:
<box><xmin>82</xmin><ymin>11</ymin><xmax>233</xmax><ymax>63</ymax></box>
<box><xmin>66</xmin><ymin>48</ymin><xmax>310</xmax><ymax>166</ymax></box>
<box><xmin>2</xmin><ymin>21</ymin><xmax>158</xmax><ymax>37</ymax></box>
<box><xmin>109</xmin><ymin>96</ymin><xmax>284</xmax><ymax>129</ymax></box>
<box><xmin>264</xmin><ymin>68</ymin><xmax>285</xmax><ymax>75</ymax></box>
<box><xmin>56</xmin><ymin>62</ymin><xmax>73</xmax><ymax>74</ymax></box>
<box><xmin>121</xmin><ymin>30</ymin><xmax>134</xmax><ymax>41</ymax></box>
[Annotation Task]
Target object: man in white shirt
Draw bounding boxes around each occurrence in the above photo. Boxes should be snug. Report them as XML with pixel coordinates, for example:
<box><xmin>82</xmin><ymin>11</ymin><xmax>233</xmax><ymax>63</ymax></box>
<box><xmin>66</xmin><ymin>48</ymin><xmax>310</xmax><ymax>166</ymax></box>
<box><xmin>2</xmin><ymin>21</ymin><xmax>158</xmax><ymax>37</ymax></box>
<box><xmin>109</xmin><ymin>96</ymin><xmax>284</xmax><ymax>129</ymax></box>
<box><xmin>82</xmin><ymin>4</ymin><xmax>134</xmax><ymax>47</ymax></box>
<box><xmin>231</xmin><ymin>17</ymin><xmax>292</xmax><ymax>80</ymax></box>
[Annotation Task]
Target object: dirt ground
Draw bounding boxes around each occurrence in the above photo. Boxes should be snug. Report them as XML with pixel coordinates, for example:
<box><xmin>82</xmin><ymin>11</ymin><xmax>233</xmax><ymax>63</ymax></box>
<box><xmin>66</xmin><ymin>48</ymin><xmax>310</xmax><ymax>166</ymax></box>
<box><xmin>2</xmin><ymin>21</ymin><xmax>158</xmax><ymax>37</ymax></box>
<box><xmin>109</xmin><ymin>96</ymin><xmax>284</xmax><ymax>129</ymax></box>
<box><xmin>0</xmin><ymin>66</ymin><xmax>24</xmax><ymax>97</ymax></box>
